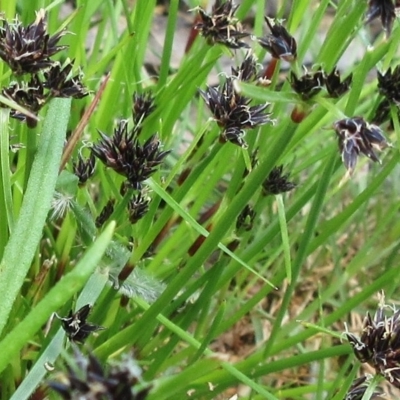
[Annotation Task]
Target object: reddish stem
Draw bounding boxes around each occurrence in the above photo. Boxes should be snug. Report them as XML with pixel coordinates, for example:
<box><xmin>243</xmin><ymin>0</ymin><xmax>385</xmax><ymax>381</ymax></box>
<box><xmin>263</xmin><ymin>58</ymin><xmax>278</xmax><ymax>80</ymax></box>
<box><xmin>185</xmin><ymin>14</ymin><xmax>202</xmax><ymax>54</ymax></box>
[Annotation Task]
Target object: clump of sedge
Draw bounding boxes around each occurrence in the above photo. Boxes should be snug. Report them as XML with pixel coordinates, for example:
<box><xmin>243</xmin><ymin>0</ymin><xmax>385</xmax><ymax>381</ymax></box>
<box><xmin>2</xmin><ymin>75</ymin><xmax>46</xmax><ymax>127</ymax></box>
<box><xmin>231</xmin><ymin>51</ymin><xmax>271</xmax><ymax>87</ymax></box>
<box><xmin>2</xmin><ymin>60</ymin><xmax>88</xmax><ymax>127</ymax></box>
<box><xmin>289</xmin><ymin>68</ymin><xmax>324</xmax><ymax>122</ymax></box>
<box><xmin>290</xmin><ymin>66</ymin><xmax>352</xmax><ymax>122</ymax></box>
<box><xmin>43</xmin><ymin>62</ymin><xmax>88</xmax><ymax>99</ymax></box>
<box><xmin>231</xmin><ymin>52</ymin><xmax>258</xmax><ymax>82</ymax></box>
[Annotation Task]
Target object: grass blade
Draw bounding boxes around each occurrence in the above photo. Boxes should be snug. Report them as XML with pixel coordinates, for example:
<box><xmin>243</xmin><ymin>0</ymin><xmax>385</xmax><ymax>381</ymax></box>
<box><xmin>0</xmin><ymin>98</ymin><xmax>71</xmax><ymax>336</ymax></box>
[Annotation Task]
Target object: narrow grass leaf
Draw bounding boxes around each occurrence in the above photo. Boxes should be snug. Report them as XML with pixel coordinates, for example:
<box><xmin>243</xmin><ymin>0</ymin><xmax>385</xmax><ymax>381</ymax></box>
<box><xmin>148</xmin><ymin>178</ymin><xmax>275</xmax><ymax>287</ymax></box>
<box><xmin>0</xmin><ymin>98</ymin><xmax>71</xmax><ymax>336</ymax></box>
<box><xmin>0</xmin><ymin>221</ymin><xmax>115</xmax><ymax>375</ymax></box>
<box><xmin>0</xmin><ymin>109</ymin><xmax>13</xmax><ymax>251</ymax></box>
<box><xmin>276</xmin><ymin>194</ymin><xmax>292</xmax><ymax>283</ymax></box>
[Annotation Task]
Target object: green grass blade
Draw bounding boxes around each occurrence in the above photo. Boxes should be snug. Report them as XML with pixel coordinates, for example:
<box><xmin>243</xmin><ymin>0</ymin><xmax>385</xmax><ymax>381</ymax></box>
<box><xmin>0</xmin><ymin>109</ymin><xmax>13</xmax><ymax>257</ymax></box>
<box><xmin>276</xmin><ymin>194</ymin><xmax>292</xmax><ymax>283</ymax></box>
<box><xmin>0</xmin><ymin>221</ymin><xmax>115</xmax><ymax>376</ymax></box>
<box><xmin>0</xmin><ymin>98</ymin><xmax>71</xmax><ymax>336</ymax></box>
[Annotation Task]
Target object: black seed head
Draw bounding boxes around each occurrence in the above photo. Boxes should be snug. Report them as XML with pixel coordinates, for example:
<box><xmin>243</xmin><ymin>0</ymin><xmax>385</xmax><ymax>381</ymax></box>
<box><xmin>91</xmin><ymin>120</ymin><xmax>169</xmax><ymax>189</ymax></box>
<box><xmin>373</xmin><ymin>66</ymin><xmax>400</xmax><ymax>125</ymax></box>
<box><xmin>56</xmin><ymin>304</ymin><xmax>104</xmax><ymax>343</ymax></box>
<box><xmin>43</xmin><ymin>61</ymin><xmax>89</xmax><ymax>99</ymax></box>
<box><xmin>257</xmin><ymin>17</ymin><xmax>297</xmax><ymax>62</ymax></box>
<box><xmin>344</xmin><ymin>376</ymin><xmax>384</xmax><ymax>400</ymax></box>
<box><xmin>221</xmin><ymin>126</ymin><xmax>248</xmax><ymax>148</ymax></box>
<box><xmin>2</xmin><ymin>75</ymin><xmax>46</xmax><ymax>127</ymax></box>
<box><xmin>262</xmin><ymin>165</ymin><xmax>296</xmax><ymax>195</ymax></box>
<box><xmin>333</xmin><ymin>117</ymin><xmax>391</xmax><ymax>175</ymax></box>
<box><xmin>325</xmin><ymin>68</ymin><xmax>352</xmax><ymax>98</ymax></box>
<box><xmin>366</xmin><ymin>0</ymin><xmax>396</xmax><ymax>37</ymax></box>
<box><xmin>231</xmin><ymin>52</ymin><xmax>259</xmax><ymax>82</ymax></box>
<box><xmin>289</xmin><ymin>69</ymin><xmax>325</xmax><ymax>101</ymax></box>
<box><xmin>133</xmin><ymin>91</ymin><xmax>156</xmax><ymax>127</ymax></box>
<box><xmin>200</xmin><ymin>77</ymin><xmax>272</xmax><ymax>148</ymax></box>
<box><xmin>73</xmin><ymin>152</ymin><xmax>96</xmax><ymax>186</ymax></box>
<box><xmin>377</xmin><ymin>65</ymin><xmax>400</xmax><ymax>105</ymax></box>
<box><xmin>236</xmin><ymin>205</ymin><xmax>256</xmax><ymax>231</ymax></box>
<box><xmin>95</xmin><ymin>199</ymin><xmax>115</xmax><ymax>228</ymax></box>
<box><xmin>0</xmin><ymin>9</ymin><xmax>68</xmax><ymax>75</ymax></box>
<box><xmin>346</xmin><ymin>295</ymin><xmax>400</xmax><ymax>389</ymax></box>
<box><xmin>48</xmin><ymin>345</ymin><xmax>151</xmax><ymax>400</ymax></box>
<box><xmin>127</xmin><ymin>192</ymin><xmax>150</xmax><ymax>224</ymax></box>
<box><xmin>194</xmin><ymin>0</ymin><xmax>250</xmax><ymax>49</ymax></box>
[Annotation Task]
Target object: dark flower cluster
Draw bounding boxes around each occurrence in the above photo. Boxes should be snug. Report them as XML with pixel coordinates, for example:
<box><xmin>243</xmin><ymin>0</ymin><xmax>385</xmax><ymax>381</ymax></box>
<box><xmin>2</xmin><ymin>75</ymin><xmax>46</xmax><ymax>127</ymax></box>
<box><xmin>95</xmin><ymin>199</ymin><xmax>115</xmax><ymax>228</ymax></box>
<box><xmin>128</xmin><ymin>191</ymin><xmax>150</xmax><ymax>224</ymax></box>
<box><xmin>325</xmin><ymin>68</ymin><xmax>353</xmax><ymax>98</ymax></box>
<box><xmin>236</xmin><ymin>204</ymin><xmax>256</xmax><ymax>231</ymax></box>
<box><xmin>3</xmin><ymin>62</ymin><xmax>88</xmax><ymax>127</ymax></box>
<box><xmin>56</xmin><ymin>304</ymin><xmax>104</xmax><ymax>344</ymax></box>
<box><xmin>0</xmin><ymin>9</ymin><xmax>67</xmax><ymax>75</ymax></box>
<box><xmin>43</xmin><ymin>62</ymin><xmax>89</xmax><ymax>99</ymax></box>
<box><xmin>193</xmin><ymin>0</ymin><xmax>249</xmax><ymax>48</ymax></box>
<box><xmin>373</xmin><ymin>65</ymin><xmax>400</xmax><ymax>124</ymax></box>
<box><xmin>378</xmin><ymin>65</ymin><xmax>400</xmax><ymax>104</ymax></box>
<box><xmin>132</xmin><ymin>92</ymin><xmax>156</xmax><ymax>126</ymax></box>
<box><xmin>48</xmin><ymin>345</ymin><xmax>150</xmax><ymax>399</ymax></box>
<box><xmin>366</xmin><ymin>0</ymin><xmax>397</xmax><ymax>37</ymax></box>
<box><xmin>290</xmin><ymin>68</ymin><xmax>352</xmax><ymax>101</ymax></box>
<box><xmin>333</xmin><ymin>117</ymin><xmax>391</xmax><ymax>174</ymax></box>
<box><xmin>346</xmin><ymin>298</ymin><xmax>400</xmax><ymax>389</ymax></box>
<box><xmin>257</xmin><ymin>17</ymin><xmax>297</xmax><ymax>62</ymax></box>
<box><xmin>290</xmin><ymin>69</ymin><xmax>325</xmax><ymax>101</ymax></box>
<box><xmin>344</xmin><ymin>376</ymin><xmax>384</xmax><ymax>400</ymax></box>
<box><xmin>92</xmin><ymin>120</ymin><xmax>169</xmax><ymax>190</ymax></box>
<box><xmin>92</xmin><ymin>96</ymin><xmax>168</xmax><ymax>224</ymax></box>
<box><xmin>200</xmin><ymin>57</ymin><xmax>272</xmax><ymax>148</ymax></box>
<box><xmin>231</xmin><ymin>52</ymin><xmax>259</xmax><ymax>82</ymax></box>
<box><xmin>231</xmin><ymin>52</ymin><xmax>272</xmax><ymax>87</ymax></box>
<box><xmin>0</xmin><ymin>10</ymin><xmax>88</xmax><ymax>126</ymax></box>
<box><xmin>262</xmin><ymin>165</ymin><xmax>296</xmax><ymax>195</ymax></box>
<box><xmin>73</xmin><ymin>152</ymin><xmax>96</xmax><ymax>186</ymax></box>
<box><xmin>289</xmin><ymin>67</ymin><xmax>352</xmax><ymax>123</ymax></box>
